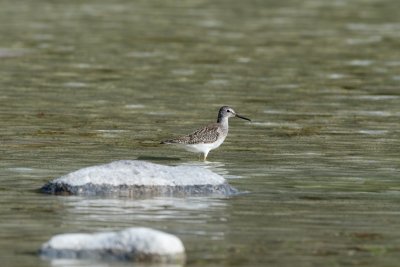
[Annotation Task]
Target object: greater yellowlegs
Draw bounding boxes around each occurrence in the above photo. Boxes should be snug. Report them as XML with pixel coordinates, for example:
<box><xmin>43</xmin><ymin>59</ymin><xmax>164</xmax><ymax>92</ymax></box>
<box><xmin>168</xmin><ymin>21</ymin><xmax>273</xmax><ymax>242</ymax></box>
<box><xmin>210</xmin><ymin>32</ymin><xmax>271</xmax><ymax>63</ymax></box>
<box><xmin>161</xmin><ymin>106</ymin><xmax>251</xmax><ymax>161</ymax></box>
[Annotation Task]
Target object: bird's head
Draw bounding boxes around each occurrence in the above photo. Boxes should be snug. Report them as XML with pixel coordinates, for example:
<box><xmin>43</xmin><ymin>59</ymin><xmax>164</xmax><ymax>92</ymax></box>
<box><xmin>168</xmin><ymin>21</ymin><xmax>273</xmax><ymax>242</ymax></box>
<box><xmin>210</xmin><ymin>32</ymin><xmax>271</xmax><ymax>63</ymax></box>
<box><xmin>218</xmin><ymin>106</ymin><xmax>251</xmax><ymax>122</ymax></box>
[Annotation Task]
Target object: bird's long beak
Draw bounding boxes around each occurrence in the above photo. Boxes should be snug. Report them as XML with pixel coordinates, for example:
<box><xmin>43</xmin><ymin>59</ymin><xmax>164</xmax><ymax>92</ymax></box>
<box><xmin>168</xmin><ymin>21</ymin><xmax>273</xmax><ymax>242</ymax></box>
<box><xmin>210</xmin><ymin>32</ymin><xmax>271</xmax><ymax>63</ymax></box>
<box><xmin>235</xmin><ymin>114</ymin><xmax>251</xmax><ymax>121</ymax></box>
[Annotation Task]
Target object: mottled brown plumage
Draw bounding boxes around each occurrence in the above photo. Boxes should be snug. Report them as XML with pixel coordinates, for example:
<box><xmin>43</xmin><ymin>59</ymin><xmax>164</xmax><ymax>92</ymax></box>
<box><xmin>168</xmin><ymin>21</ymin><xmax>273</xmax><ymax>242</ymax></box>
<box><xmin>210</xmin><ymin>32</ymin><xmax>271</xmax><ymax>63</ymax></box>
<box><xmin>162</xmin><ymin>123</ymin><xmax>222</xmax><ymax>145</ymax></box>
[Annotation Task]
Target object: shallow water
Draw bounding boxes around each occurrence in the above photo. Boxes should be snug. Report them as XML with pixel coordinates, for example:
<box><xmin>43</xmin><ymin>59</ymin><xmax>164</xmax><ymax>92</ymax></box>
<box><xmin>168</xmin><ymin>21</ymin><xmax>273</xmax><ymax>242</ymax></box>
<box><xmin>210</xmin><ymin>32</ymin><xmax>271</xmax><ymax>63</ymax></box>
<box><xmin>1</xmin><ymin>0</ymin><xmax>400</xmax><ymax>266</ymax></box>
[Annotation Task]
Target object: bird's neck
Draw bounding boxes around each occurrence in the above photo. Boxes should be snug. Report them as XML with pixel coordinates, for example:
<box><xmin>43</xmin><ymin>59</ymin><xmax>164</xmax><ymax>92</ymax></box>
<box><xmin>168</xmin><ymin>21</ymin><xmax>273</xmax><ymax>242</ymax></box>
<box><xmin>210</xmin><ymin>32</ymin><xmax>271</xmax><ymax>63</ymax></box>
<box><xmin>217</xmin><ymin>116</ymin><xmax>229</xmax><ymax>129</ymax></box>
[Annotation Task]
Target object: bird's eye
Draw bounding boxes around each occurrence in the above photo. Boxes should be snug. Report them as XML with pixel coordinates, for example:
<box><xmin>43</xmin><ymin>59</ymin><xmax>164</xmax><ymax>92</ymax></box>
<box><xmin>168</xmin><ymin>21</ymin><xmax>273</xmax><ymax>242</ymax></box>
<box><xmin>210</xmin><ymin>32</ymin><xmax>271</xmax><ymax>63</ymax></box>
<box><xmin>227</xmin><ymin>110</ymin><xmax>231</xmax><ymax>113</ymax></box>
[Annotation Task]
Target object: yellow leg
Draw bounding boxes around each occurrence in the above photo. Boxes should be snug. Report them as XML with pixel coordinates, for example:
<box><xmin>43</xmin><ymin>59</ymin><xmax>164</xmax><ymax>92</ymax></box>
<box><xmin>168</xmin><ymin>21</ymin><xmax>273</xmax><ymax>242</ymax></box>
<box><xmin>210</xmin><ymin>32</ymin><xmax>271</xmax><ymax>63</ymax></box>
<box><xmin>203</xmin><ymin>151</ymin><xmax>209</xmax><ymax>161</ymax></box>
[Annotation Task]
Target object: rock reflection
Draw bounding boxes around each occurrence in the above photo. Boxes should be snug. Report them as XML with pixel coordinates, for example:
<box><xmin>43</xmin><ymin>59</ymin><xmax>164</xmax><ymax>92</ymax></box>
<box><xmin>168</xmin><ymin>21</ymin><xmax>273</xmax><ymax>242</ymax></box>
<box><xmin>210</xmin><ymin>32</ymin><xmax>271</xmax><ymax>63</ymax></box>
<box><xmin>59</xmin><ymin>196</ymin><xmax>228</xmax><ymax>227</ymax></box>
<box><xmin>47</xmin><ymin>258</ymin><xmax>183</xmax><ymax>267</ymax></box>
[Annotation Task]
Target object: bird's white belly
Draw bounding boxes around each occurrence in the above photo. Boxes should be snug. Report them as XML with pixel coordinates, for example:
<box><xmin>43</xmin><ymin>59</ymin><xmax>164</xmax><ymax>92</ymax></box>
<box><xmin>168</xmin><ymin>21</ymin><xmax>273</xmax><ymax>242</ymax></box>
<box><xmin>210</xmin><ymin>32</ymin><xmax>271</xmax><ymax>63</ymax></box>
<box><xmin>183</xmin><ymin>137</ymin><xmax>226</xmax><ymax>154</ymax></box>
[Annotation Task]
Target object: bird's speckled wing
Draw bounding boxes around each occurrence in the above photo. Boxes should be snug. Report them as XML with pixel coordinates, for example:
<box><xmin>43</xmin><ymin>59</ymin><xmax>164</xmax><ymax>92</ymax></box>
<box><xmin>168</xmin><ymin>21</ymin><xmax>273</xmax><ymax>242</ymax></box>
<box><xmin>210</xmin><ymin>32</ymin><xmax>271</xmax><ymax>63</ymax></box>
<box><xmin>162</xmin><ymin>123</ymin><xmax>220</xmax><ymax>144</ymax></box>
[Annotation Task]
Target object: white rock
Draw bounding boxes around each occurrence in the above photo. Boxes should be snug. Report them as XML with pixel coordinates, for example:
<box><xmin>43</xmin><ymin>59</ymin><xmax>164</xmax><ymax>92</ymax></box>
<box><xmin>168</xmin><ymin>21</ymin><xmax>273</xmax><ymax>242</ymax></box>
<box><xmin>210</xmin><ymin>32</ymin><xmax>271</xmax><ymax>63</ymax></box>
<box><xmin>40</xmin><ymin>160</ymin><xmax>237</xmax><ymax>196</ymax></box>
<box><xmin>40</xmin><ymin>227</ymin><xmax>185</xmax><ymax>263</ymax></box>
<box><xmin>56</xmin><ymin>160</ymin><xmax>225</xmax><ymax>186</ymax></box>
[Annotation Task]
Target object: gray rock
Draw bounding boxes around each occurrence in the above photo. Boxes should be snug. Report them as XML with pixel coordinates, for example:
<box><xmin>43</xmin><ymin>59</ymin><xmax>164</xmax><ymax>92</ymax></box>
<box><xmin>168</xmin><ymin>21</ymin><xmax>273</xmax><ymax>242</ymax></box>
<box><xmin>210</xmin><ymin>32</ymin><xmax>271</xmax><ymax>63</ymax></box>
<box><xmin>40</xmin><ymin>227</ymin><xmax>185</xmax><ymax>263</ymax></box>
<box><xmin>40</xmin><ymin>160</ymin><xmax>238</xmax><ymax>196</ymax></box>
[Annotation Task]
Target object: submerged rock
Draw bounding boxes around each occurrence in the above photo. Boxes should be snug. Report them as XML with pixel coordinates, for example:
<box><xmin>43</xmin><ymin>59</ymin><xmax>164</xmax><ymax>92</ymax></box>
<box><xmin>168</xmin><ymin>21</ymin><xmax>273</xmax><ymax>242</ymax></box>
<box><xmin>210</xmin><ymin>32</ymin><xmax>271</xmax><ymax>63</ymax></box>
<box><xmin>40</xmin><ymin>227</ymin><xmax>185</xmax><ymax>263</ymax></box>
<box><xmin>40</xmin><ymin>160</ymin><xmax>237</xmax><ymax>196</ymax></box>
